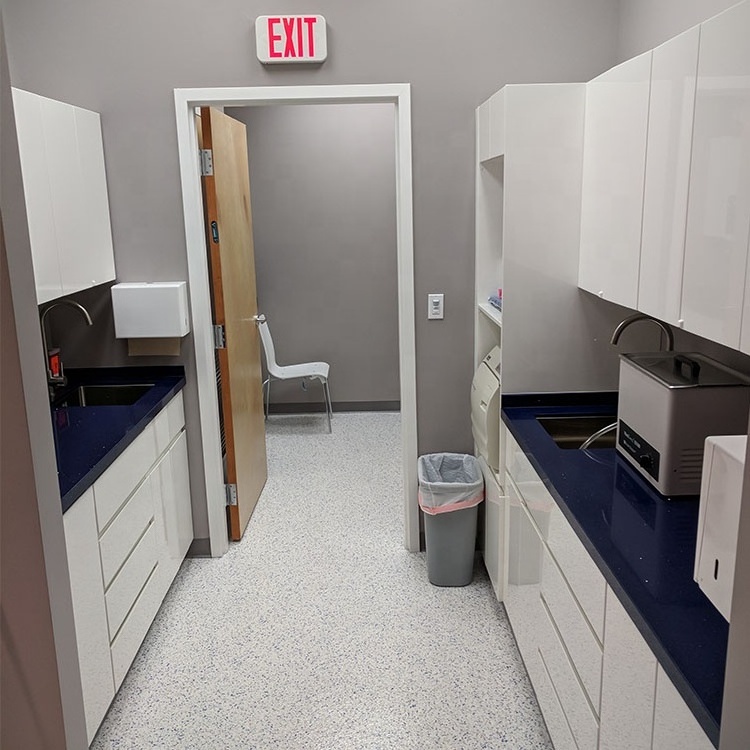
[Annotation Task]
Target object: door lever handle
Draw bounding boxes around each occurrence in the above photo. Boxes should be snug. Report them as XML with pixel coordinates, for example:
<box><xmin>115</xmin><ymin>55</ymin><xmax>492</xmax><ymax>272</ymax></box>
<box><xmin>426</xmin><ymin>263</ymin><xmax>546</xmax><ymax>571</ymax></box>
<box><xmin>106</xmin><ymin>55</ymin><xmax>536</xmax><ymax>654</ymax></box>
<box><xmin>241</xmin><ymin>314</ymin><xmax>266</xmax><ymax>324</ymax></box>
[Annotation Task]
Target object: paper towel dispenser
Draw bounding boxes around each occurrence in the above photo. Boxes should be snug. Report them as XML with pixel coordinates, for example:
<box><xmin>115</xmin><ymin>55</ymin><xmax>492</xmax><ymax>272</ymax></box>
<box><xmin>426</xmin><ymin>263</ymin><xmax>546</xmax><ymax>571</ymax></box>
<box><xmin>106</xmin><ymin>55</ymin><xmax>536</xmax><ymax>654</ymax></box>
<box><xmin>111</xmin><ymin>282</ymin><xmax>190</xmax><ymax>338</ymax></box>
<box><xmin>694</xmin><ymin>434</ymin><xmax>747</xmax><ymax>621</ymax></box>
<box><xmin>472</xmin><ymin>346</ymin><xmax>502</xmax><ymax>472</ymax></box>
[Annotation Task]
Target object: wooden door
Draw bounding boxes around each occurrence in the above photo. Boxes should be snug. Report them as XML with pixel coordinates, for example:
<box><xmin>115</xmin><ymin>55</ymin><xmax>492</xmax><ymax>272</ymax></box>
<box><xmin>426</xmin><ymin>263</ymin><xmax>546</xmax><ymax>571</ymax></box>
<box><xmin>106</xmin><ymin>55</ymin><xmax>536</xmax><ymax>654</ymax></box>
<box><xmin>198</xmin><ymin>107</ymin><xmax>267</xmax><ymax>541</ymax></box>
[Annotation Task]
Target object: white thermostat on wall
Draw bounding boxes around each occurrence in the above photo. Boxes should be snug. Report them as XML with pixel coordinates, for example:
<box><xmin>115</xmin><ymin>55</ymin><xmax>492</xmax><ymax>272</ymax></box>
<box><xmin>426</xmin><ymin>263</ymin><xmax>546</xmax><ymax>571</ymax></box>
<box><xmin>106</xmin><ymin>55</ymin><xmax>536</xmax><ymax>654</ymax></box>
<box><xmin>111</xmin><ymin>282</ymin><xmax>190</xmax><ymax>339</ymax></box>
<box><xmin>255</xmin><ymin>15</ymin><xmax>327</xmax><ymax>64</ymax></box>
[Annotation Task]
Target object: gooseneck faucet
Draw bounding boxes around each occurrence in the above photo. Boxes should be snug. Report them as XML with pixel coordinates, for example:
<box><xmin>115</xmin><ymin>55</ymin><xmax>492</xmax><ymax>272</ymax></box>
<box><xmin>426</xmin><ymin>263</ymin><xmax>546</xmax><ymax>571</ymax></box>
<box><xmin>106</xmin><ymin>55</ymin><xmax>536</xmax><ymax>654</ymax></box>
<box><xmin>610</xmin><ymin>312</ymin><xmax>675</xmax><ymax>352</ymax></box>
<box><xmin>40</xmin><ymin>299</ymin><xmax>93</xmax><ymax>393</ymax></box>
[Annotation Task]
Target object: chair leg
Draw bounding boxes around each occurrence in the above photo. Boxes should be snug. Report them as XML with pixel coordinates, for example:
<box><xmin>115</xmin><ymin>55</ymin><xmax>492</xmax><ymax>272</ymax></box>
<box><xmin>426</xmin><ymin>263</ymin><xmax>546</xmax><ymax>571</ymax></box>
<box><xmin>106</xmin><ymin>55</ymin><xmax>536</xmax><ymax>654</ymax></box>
<box><xmin>263</xmin><ymin>378</ymin><xmax>271</xmax><ymax>420</ymax></box>
<box><xmin>323</xmin><ymin>380</ymin><xmax>332</xmax><ymax>433</ymax></box>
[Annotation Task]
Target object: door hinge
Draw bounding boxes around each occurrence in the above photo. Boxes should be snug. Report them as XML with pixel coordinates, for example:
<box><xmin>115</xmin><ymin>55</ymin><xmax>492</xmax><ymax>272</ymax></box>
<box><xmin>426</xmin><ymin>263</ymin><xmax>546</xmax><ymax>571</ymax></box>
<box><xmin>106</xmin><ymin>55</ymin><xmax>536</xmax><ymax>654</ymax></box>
<box><xmin>200</xmin><ymin>149</ymin><xmax>213</xmax><ymax>176</ymax></box>
<box><xmin>225</xmin><ymin>483</ymin><xmax>238</xmax><ymax>506</ymax></box>
<box><xmin>213</xmin><ymin>324</ymin><xmax>226</xmax><ymax>349</ymax></box>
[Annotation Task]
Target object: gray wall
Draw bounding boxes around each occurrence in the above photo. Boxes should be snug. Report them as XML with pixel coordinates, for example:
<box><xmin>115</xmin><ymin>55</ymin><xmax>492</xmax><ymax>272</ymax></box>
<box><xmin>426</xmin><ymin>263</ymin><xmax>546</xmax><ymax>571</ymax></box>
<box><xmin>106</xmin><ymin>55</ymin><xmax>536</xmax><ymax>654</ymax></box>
<box><xmin>3</xmin><ymin>0</ymin><xmax>621</xmax><ymax>539</ymax></box>
<box><xmin>617</xmin><ymin>0</ymin><xmax>739</xmax><ymax>60</ymax></box>
<box><xmin>231</xmin><ymin>103</ymin><xmax>399</xmax><ymax>407</ymax></box>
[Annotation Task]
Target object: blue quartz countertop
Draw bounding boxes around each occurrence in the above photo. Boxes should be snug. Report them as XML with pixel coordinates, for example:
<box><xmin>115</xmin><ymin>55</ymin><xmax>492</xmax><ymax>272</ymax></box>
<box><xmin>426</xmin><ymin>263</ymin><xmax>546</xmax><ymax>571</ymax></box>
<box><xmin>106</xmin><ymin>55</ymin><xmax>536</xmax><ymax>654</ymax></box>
<box><xmin>502</xmin><ymin>393</ymin><xmax>728</xmax><ymax>748</ymax></box>
<box><xmin>52</xmin><ymin>367</ymin><xmax>186</xmax><ymax>513</ymax></box>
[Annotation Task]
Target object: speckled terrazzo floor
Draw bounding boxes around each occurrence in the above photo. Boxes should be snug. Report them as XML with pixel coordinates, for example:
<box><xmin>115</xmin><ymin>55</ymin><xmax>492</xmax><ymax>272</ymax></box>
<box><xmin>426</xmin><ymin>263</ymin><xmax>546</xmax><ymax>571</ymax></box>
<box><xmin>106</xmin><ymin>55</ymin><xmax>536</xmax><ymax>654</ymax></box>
<box><xmin>91</xmin><ymin>412</ymin><xmax>552</xmax><ymax>749</ymax></box>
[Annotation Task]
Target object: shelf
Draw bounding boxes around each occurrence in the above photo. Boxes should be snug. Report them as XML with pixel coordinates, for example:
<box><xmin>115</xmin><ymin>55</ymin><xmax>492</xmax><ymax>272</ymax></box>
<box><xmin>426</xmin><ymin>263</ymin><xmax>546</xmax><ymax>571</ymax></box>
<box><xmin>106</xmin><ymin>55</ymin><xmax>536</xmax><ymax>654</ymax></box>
<box><xmin>478</xmin><ymin>300</ymin><xmax>503</xmax><ymax>328</ymax></box>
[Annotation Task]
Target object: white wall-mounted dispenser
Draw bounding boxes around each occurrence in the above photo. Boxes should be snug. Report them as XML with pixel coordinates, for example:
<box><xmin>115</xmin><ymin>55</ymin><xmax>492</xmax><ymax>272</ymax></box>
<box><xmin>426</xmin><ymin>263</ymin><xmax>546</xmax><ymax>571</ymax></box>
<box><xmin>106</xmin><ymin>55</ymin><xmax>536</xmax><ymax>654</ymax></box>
<box><xmin>694</xmin><ymin>434</ymin><xmax>747</xmax><ymax>621</ymax></box>
<box><xmin>111</xmin><ymin>282</ymin><xmax>190</xmax><ymax>338</ymax></box>
<box><xmin>111</xmin><ymin>282</ymin><xmax>190</xmax><ymax>356</ymax></box>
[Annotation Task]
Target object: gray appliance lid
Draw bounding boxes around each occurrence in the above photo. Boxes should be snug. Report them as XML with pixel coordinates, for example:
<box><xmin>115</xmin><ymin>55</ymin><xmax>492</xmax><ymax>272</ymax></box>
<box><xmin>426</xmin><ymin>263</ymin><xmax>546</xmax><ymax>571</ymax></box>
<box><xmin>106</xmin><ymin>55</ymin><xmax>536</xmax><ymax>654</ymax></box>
<box><xmin>621</xmin><ymin>352</ymin><xmax>750</xmax><ymax>388</ymax></box>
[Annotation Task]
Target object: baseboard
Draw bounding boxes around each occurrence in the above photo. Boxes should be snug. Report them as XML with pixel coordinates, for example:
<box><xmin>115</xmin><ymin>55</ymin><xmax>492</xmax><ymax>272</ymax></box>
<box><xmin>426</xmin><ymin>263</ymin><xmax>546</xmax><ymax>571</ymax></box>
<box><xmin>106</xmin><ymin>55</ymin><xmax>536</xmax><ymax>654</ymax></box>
<box><xmin>267</xmin><ymin>400</ymin><xmax>400</xmax><ymax>414</ymax></box>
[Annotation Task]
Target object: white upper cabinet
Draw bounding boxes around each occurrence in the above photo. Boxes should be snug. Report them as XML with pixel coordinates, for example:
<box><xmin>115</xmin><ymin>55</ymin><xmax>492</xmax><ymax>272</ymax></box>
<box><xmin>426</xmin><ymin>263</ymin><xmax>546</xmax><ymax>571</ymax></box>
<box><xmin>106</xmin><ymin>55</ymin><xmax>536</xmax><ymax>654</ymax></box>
<box><xmin>682</xmin><ymin>1</ymin><xmax>750</xmax><ymax>349</ymax></box>
<box><xmin>478</xmin><ymin>88</ymin><xmax>505</xmax><ymax>163</ymax></box>
<box><xmin>579</xmin><ymin>51</ymin><xmax>652</xmax><ymax>309</ymax></box>
<box><xmin>11</xmin><ymin>89</ymin><xmax>64</xmax><ymax>303</ymax></box>
<box><xmin>638</xmin><ymin>27</ymin><xmax>700</xmax><ymax>326</ymax></box>
<box><xmin>73</xmin><ymin>106</ymin><xmax>117</xmax><ymax>292</ymax></box>
<box><xmin>12</xmin><ymin>88</ymin><xmax>115</xmax><ymax>304</ymax></box>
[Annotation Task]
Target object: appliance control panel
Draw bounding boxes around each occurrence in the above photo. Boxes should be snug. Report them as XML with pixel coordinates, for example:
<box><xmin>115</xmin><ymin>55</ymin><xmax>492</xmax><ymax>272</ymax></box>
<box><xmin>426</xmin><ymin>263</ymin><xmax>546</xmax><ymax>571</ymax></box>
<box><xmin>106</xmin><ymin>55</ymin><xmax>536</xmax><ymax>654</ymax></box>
<box><xmin>618</xmin><ymin>420</ymin><xmax>661</xmax><ymax>481</ymax></box>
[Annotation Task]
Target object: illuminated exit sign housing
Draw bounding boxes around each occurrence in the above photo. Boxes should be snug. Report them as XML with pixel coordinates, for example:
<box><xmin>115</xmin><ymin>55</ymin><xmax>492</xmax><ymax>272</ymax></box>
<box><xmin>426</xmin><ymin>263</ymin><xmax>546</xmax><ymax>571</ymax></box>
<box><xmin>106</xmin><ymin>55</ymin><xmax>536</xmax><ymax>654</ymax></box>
<box><xmin>255</xmin><ymin>15</ymin><xmax>327</xmax><ymax>64</ymax></box>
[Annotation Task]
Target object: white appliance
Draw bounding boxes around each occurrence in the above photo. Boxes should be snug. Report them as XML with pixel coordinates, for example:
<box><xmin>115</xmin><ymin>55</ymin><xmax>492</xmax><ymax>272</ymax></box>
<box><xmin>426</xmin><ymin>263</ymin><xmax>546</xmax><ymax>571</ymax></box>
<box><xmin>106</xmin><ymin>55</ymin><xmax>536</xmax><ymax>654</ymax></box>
<box><xmin>694</xmin><ymin>435</ymin><xmax>747</xmax><ymax>621</ymax></box>
<box><xmin>616</xmin><ymin>352</ymin><xmax>750</xmax><ymax>496</ymax></box>
<box><xmin>471</xmin><ymin>346</ymin><xmax>502</xmax><ymax>472</ymax></box>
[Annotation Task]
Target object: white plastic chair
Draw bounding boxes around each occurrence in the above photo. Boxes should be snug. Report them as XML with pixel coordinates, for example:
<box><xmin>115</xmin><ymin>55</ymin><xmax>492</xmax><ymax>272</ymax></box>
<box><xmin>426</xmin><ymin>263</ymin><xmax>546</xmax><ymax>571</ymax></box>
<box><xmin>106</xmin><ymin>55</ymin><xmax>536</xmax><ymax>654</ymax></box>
<box><xmin>256</xmin><ymin>314</ymin><xmax>332</xmax><ymax>432</ymax></box>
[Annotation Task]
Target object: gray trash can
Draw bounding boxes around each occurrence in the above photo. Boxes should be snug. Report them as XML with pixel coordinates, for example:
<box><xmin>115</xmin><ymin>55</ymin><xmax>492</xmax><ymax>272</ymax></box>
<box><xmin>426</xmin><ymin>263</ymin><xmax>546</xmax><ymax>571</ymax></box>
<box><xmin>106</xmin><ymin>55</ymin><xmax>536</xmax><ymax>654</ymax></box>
<box><xmin>418</xmin><ymin>453</ymin><xmax>484</xmax><ymax>587</ymax></box>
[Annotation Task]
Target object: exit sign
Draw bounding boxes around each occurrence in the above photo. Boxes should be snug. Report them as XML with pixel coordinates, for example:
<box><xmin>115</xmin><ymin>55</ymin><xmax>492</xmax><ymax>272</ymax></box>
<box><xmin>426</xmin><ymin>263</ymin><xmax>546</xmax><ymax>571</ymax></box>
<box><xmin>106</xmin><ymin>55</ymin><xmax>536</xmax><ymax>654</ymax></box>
<box><xmin>255</xmin><ymin>15</ymin><xmax>327</xmax><ymax>64</ymax></box>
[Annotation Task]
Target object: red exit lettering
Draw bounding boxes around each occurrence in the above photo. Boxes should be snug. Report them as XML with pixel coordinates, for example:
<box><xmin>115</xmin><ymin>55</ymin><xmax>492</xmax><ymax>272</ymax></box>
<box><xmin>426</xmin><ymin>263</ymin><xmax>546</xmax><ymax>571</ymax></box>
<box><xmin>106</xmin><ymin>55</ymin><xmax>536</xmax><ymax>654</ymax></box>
<box><xmin>267</xmin><ymin>16</ymin><xmax>318</xmax><ymax>59</ymax></box>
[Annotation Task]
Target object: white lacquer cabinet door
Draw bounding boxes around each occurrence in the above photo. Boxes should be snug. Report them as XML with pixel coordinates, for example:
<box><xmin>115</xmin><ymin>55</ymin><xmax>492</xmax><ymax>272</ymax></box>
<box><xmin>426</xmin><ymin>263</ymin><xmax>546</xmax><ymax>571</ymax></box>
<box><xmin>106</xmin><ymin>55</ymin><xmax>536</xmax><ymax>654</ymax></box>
<box><xmin>63</xmin><ymin>488</ymin><xmax>115</xmax><ymax>744</ymax></box>
<box><xmin>578</xmin><ymin>52</ymin><xmax>652</xmax><ymax>309</ymax></box>
<box><xmin>598</xmin><ymin>587</ymin><xmax>656</xmax><ymax>750</ymax></box>
<box><xmin>74</xmin><ymin>106</ymin><xmax>116</xmax><ymax>290</ymax></box>
<box><xmin>477</xmin><ymin>100</ymin><xmax>491</xmax><ymax>163</ymax></box>
<box><xmin>39</xmin><ymin>97</ymin><xmax>88</xmax><ymax>298</ymax></box>
<box><xmin>652</xmin><ymin>666</ymin><xmax>714</xmax><ymax>750</ymax></box>
<box><xmin>488</xmin><ymin>88</ymin><xmax>505</xmax><ymax>159</ymax></box>
<box><xmin>639</xmin><ymin>27</ymin><xmax>700</xmax><ymax>325</ymax></box>
<box><xmin>154</xmin><ymin>430</ymin><xmax>193</xmax><ymax>589</ymax></box>
<box><xmin>683</xmin><ymin>1</ymin><xmax>750</xmax><ymax>349</ymax></box>
<box><xmin>11</xmin><ymin>88</ymin><xmax>63</xmax><ymax>303</ymax></box>
<box><xmin>481</xmin><ymin>461</ymin><xmax>506</xmax><ymax>600</ymax></box>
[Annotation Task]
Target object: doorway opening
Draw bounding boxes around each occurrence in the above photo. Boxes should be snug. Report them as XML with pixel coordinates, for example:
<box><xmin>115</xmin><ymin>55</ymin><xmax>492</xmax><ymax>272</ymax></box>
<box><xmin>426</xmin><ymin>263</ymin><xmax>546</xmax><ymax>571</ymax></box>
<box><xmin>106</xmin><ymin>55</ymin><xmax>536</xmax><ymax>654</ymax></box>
<box><xmin>174</xmin><ymin>85</ymin><xmax>418</xmax><ymax>558</ymax></box>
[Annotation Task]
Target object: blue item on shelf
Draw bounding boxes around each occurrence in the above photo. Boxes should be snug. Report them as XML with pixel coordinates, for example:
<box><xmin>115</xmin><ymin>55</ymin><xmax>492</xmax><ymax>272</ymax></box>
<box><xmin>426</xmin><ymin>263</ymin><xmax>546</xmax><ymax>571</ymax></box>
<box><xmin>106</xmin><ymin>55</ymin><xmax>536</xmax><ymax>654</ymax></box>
<box><xmin>488</xmin><ymin>295</ymin><xmax>503</xmax><ymax>311</ymax></box>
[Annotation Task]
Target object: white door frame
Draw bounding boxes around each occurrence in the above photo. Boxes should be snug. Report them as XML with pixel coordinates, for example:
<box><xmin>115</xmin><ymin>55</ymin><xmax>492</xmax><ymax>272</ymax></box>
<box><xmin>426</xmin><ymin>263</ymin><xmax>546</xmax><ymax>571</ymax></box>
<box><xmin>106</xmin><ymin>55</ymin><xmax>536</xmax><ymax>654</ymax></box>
<box><xmin>174</xmin><ymin>84</ymin><xmax>419</xmax><ymax>557</ymax></box>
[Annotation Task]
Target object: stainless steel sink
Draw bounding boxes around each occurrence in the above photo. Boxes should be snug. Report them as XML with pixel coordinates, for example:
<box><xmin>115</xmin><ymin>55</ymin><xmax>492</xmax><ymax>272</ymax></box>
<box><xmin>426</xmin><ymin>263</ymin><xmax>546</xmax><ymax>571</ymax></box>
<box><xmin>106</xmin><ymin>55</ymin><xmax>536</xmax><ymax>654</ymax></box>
<box><xmin>54</xmin><ymin>383</ymin><xmax>154</xmax><ymax>408</ymax></box>
<box><xmin>537</xmin><ymin>414</ymin><xmax>617</xmax><ymax>450</ymax></box>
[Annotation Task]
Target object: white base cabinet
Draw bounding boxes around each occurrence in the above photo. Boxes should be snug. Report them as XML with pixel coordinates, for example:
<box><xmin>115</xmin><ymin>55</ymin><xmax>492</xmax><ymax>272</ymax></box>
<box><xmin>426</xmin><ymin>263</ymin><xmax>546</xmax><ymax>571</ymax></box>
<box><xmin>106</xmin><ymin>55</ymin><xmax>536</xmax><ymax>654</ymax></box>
<box><xmin>502</xmin><ymin>427</ymin><xmax>714</xmax><ymax>750</ymax></box>
<box><xmin>63</xmin><ymin>391</ymin><xmax>192</xmax><ymax>744</ymax></box>
<box><xmin>63</xmin><ymin>488</ymin><xmax>116</xmax><ymax>742</ymax></box>
<box><xmin>652</xmin><ymin>666</ymin><xmax>714</xmax><ymax>750</ymax></box>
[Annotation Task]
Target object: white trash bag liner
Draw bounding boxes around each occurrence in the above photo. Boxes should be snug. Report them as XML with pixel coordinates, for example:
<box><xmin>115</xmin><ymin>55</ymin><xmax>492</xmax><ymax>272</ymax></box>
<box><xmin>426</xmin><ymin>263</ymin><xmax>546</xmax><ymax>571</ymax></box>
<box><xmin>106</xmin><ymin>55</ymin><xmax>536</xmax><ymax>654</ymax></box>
<box><xmin>418</xmin><ymin>453</ymin><xmax>484</xmax><ymax>515</ymax></box>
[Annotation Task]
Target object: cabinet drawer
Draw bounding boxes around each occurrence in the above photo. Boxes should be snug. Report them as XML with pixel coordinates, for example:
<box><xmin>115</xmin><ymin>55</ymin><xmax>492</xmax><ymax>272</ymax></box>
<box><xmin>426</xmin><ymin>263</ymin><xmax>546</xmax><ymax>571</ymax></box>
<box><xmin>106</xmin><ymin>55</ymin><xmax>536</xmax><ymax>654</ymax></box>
<box><xmin>504</xmin><ymin>480</ymin><xmax>545</xmax><ymax>665</ymax></box>
<box><xmin>153</xmin><ymin>391</ymin><xmax>185</xmax><ymax>455</ymax></box>
<box><xmin>94</xmin><ymin>422</ymin><xmax>157</xmax><ymax>531</ymax></box>
<box><xmin>546</xmin><ymin>507</ymin><xmax>606</xmax><ymax>641</ymax></box>
<box><xmin>539</xmin><ymin>597</ymin><xmax>600</xmax><ymax>750</ymax></box>
<box><xmin>536</xmin><ymin>649</ymin><xmax>579</xmax><ymax>750</ymax></box>
<box><xmin>99</xmin><ymin>473</ymin><xmax>154</xmax><ymax>586</ymax></box>
<box><xmin>541</xmin><ymin>549</ymin><xmax>602</xmax><ymax>710</ymax></box>
<box><xmin>110</xmin><ymin>563</ymin><xmax>163</xmax><ymax>689</ymax></box>
<box><xmin>105</xmin><ymin>522</ymin><xmax>157</xmax><ymax>640</ymax></box>
<box><xmin>505</xmin><ymin>430</ymin><xmax>540</xmax><ymax>487</ymax></box>
<box><xmin>480</xmin><ymin>457</ymin><xmax>506</xmax><ymax>600</ymax></box>
<box><xmin>506</xmin><ymin>458</ymin><xmax>606</xmax><ymax>640</ymax></box>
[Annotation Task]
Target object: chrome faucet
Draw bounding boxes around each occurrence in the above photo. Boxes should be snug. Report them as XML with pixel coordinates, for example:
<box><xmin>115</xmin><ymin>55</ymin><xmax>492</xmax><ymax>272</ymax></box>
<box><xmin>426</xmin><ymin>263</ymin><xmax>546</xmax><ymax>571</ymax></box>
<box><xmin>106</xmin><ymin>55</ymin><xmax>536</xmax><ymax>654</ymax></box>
<box><xmin>40</xmin><ymin>300</ymin><xmax>93</xmax><ymax>394</ymax></box>
<box><xmin>610</xmin><ymin>313</ymin><xmax>675</xmax><ymax>352</ymax></box>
